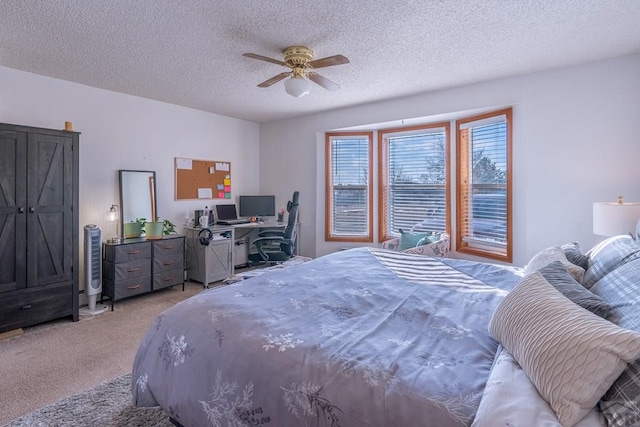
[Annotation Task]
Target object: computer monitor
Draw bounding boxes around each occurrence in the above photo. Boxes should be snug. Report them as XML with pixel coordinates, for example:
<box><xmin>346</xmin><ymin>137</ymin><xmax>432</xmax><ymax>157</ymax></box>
<box><xmin>239</xmin><ymin>195</ymin><xmax>276</xmax><ymax>218</ymax></box>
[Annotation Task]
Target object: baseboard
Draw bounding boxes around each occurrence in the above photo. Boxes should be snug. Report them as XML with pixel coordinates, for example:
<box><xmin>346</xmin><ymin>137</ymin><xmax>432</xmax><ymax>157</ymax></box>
<box><xmin>0</xmin><ymin>328</ymin><xmax>24</xmax><ymax>340</ymax></box>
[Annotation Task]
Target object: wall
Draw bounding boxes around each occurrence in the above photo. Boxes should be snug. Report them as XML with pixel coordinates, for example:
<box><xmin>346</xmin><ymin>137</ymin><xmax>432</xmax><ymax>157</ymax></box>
<box><xmin>0</xmin><ymin>66</ymin><xmax>260</xmax><ymax>289</ymax></box>
<box><xmin>260</xmin><ymin>53</ymin><xmax>640</xmax><ymax>266</ymax></box>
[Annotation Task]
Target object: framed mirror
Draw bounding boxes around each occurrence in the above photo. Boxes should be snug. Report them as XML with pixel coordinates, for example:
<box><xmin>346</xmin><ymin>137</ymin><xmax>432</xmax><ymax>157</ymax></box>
<box><xmin>119</xmin><ymin>170</ymin><xmax>157</xmax><ymax>237</ymax></box>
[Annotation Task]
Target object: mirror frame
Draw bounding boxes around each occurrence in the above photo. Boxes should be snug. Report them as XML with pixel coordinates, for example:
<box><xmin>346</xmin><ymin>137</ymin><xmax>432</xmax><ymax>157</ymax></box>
<box><xmin>119</xmin><ymin>170</ymin><xmax>157</xmax><ymax>237</ymax></box>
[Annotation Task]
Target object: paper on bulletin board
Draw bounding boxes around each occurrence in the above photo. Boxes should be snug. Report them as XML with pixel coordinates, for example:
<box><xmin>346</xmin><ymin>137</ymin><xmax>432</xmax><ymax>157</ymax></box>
<box><xmin>197</xmin><ymin>188</ymin><xmax>213</xmax><ymax>199</ymax></box>
<box><xmin>176</xmin><ymin>158</ymin><xmax>193</xmax><ymax>170</ymax></box>
<box><xmin>216</xmin><ymin>162</ymin><xmax>230</xmax><ymax>172</ymax></box>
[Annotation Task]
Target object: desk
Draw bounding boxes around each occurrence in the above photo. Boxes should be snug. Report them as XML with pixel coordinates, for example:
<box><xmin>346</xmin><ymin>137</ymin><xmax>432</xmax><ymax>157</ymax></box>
<box><xmin>185</xmin><ymin>222</ymin><xmax>300</xmax><ymax>286</ymax></box>
<box><xmin>231</xmin><ymin>221</ymin><xmax>299</xmax><ymax>267</ymax></box>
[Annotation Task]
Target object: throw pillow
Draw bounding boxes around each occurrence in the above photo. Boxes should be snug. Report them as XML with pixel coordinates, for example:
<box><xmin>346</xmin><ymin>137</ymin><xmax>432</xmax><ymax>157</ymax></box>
<box><xmin>489</xmin><ymin>272</ymin><xmax>640</xmax><ymax>427</ymax></box>
<box><xmin>397</xmin><ymin>229</ymin><xmax>433</xmax><ymax>251</ymax></box>
<box><xmin>538</xmin><ymin>261</ymin><xmax>614</xmax><ymax>319</ymax></box>
<box><xmin>416</xmin><ymin>234</ymin><xmax>437</xmax><ymax>246</ymax></box>
<box><xmin>582</xmin><ymin>234</ymin><xmax>640</xmax><ymax>289</ymax></box>
<box><xmin>561</xmin><ymin>241</ymin><xmax>589</xmax><ymax>271</ymax></box>
<box><xmin>524</xmin><ymin>245</ymin><xmax>585</xmax><ymax>283</ymax></box>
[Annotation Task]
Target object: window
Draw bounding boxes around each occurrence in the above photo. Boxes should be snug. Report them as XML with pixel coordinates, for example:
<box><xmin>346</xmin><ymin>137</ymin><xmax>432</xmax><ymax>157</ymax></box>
<box><xmin>325</xmin><ymin>132</ymin><xmax>373</xmax><ymax>242</ymax></box>
<box><xmin>456</xmin><ymin>108</ymin><xmax>512</xmax><ymax>262</ymax></box>
<box><xmin>378</xmin><ymin>123</ymin><xmax>450</xmax><ymax>241</ymax></box>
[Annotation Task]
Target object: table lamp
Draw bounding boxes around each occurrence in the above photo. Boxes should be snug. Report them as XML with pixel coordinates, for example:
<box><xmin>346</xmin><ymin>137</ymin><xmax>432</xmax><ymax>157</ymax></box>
<box><xmin>106</xmin><ymin>204</ymin><xmax>121</xmax><ymax>243</ymax></box>
<box><xmin>593</xmin><ymin>196</ymin><xmax>640</xmax><ymax>237</ymax></box>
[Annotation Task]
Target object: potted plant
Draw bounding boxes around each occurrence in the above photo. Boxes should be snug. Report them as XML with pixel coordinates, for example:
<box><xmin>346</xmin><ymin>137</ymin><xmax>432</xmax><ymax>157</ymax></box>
<box><xmin>124</xmin><ymin>221</ymin><xmax>144</xmax><ymax>239</ymax></box>
<box><xmin>144</xmin><ymin>218</ymin><xmax>176</xmax><ymax>240</ymax></box>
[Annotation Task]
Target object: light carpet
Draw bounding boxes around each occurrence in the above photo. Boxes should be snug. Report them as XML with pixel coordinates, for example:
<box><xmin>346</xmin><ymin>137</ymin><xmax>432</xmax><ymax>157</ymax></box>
<box><xmin>3</xmin><ymin>374</ymin><xmax>172</xmax><ymax>427</ymax></box>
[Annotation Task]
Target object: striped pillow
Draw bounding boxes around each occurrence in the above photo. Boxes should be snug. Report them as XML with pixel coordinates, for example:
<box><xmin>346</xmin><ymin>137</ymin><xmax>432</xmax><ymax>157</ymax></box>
<box><xmin>538</xmin><ymin>261</ymin><xmax>613</xmax><ymax>319</ymax></box>
<box><xmin>561</xmin><ymin>241</ymin><xmax>589</xmax><ymax>271</ymax></box>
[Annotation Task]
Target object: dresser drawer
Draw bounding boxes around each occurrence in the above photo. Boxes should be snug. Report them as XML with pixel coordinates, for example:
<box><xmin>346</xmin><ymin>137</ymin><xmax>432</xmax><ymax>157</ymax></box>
<box><xmin>103</xmin><ymin>259</ymin><xmax>151</xmax><ymax>281</ymax></box>
<box><xmin>105</xmin><ymin>242</ymin><xmax>151</xmax><ymax>263</ymax></box>
<box><xmin>0</xmin><ymin>285</ymin><xmax>73</xmax><ymax>332</ymax></box>
<box><xmin>153</xmin><ymin>253</ymin><xmax>184</xmax><ymax>273</ymax></box>
<box><xmin>153</xmin><ymin>238</ymin><xmax>184</xmax><ymax>256</ymax></box>
<box><xmin>106</xmin><ymin>276</ymin><xmax>152</xmax><ymax>300</ymax></box>
<box><xmin>153</xmin><ymin>268</ymin><xmax>184</xmax><ymax>290</ymax></box>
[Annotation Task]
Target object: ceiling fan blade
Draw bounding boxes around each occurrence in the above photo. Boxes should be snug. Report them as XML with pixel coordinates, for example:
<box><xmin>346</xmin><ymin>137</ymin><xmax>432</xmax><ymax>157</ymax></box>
<box><xmin>243</xmin><ymin>53</ymin><xmax>287</xmax><ymax>67</ymax></box>
<box><xmin>257</xmin><ymin>72</ymin><xmax>291</xmax><ymax>88</ymax></box>
<box><xmin>308</xmin><ymin>72</ymin><xmax>340</xmax><ymax>91</ymax></box>
<box><xmin>308</xmin><ymin>54</ymin><xmax>349</xmax><ymax>69</ymax></box>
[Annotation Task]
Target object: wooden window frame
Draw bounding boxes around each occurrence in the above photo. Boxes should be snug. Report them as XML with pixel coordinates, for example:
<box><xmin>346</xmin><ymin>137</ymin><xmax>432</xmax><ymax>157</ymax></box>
<box><xmin>325</xmin><ymin>132</ymin><xmax>374</xmax><ymax>243</ymax></box>
<box><xmin>455</xmin><ymin>108</ymin><xmax>512</xmax><ymax>262</ymax></box>
<box><xmin>378</xmin><ymin>122</ymin><xmax>451</xmax><ymax>242</ymax></box>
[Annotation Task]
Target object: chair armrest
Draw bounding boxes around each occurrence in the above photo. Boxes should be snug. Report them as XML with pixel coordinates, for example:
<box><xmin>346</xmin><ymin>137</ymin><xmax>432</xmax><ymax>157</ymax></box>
<box><xmin>252</xmin><ymin>236</ymin><xmax>294</xmax><ymax>245</ymax></box>
<box><xmin>258</xmin><ymin>230</ymin><xmax>285</xmax><ymax>238</ymax></box>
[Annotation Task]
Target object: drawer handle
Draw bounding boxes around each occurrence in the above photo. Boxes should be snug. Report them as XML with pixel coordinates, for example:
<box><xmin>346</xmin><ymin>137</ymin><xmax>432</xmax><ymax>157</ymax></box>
<box><xmin>127</xmin><ymin>267</ymin><xmax>141</xmax><ymax>272</ymax></box>
<box><xmin>162</xmin><ymin>245</ymin><xmax>175</xmax><ymax>250</ymax></box>
<box><xmin>127</xmin><ymin>284</ymin><xmax>141</xmax><ymax>290</ymax></box>
<box><xmin>164</xmin><ymin>276</ymin><xmax>175</xmax><ymax>281</ymax></box>
<box><xmin>163</xmin><ymin>261</ymin><xmax>175</xmax><ymax>266</ymax></box>
<box><xmin>127</xmin><ymin>250</ymin><xmax>141</xmax><ymax>255</ymax></box>
<box><xmin>21</xmin><ymin>304</ymin><xmax>32</xmax><ymax>310</ymax></box>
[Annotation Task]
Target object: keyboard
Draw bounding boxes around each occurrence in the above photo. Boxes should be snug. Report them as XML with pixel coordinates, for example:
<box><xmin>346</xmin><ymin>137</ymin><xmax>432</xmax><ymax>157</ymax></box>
<box><xmin>217</xmin><ymin>218</ymin><xmax>251</xmax><ymax>225</ymax></box>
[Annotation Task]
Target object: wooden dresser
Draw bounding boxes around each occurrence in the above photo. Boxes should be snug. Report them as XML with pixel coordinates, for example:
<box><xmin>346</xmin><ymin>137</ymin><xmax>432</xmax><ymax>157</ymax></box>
<box><xmin>102</xmin><ymin>235</ymin><xmax>185</xmax><ymax>310</ymax></box>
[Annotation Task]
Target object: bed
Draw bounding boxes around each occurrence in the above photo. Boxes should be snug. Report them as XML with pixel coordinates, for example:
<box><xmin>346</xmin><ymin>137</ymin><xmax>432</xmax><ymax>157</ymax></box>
<box><xmin>132</xmin><ymin>234</ymin><xmax>640</xmax><ymax>427</ymax></box>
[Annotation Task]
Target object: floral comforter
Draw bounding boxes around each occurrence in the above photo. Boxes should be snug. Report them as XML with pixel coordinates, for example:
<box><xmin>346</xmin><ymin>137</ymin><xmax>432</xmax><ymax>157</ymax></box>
<box><xmin>132</xmin><ymin>247</ymin><xmax>522</xmax><ymax>426</ymax></box>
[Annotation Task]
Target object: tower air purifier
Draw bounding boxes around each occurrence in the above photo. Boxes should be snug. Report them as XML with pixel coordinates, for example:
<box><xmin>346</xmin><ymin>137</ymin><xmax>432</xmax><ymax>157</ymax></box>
<box><xmin>80</xmin><ymin>224</ymin><xmax>109</xmax><ymax>315</ymax></box>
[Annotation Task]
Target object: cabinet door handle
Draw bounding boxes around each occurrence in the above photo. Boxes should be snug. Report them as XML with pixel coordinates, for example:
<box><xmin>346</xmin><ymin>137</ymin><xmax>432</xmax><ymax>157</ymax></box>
<box><xmin>127</xmin><ymin>267</ymin><xmax>141</xmax><ymax>272</ymax></box>
<box><xmin>127</xmin><ymin>284</ymin><xmax>141</xmax><ymax>290</ymax></box>
<box><xmin>21</xmin><ymin>304</ymin><xmax>32</xmax><ymax>310</ymax></box>
<box><xmin>127</xmin><ymin>250</ymin><xmax>141</xmax><ymax>255</ymax></box>
<box><xmin>29</xmin><ymin>207</ymin><xmax>35</xmax><ymax>213</ymax></box>
<box><xmin>18</xmin><ymin>207</ymin><xmax>25</xmax><ymax>214</ymax></box>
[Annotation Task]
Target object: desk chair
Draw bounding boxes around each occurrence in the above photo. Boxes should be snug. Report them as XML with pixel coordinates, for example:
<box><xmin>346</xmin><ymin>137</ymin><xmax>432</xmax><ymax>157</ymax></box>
<box><xmin>248</xmin><ymin>191</ymin><xmax>299</xmax><ymax>265</ymax></box>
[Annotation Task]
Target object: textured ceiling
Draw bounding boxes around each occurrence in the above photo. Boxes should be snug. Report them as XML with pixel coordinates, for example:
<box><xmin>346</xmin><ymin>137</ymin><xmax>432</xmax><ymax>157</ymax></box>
<box><xmin>2</xmin><ymin>0</ymin><xmax>640</xmax><ymax>123</ymax></box>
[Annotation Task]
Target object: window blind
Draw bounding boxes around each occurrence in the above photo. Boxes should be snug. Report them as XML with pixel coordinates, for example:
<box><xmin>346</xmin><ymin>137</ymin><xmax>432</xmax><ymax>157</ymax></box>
<box><xmin>457</xmin><ymin>108</ymin><xmax>511</xmax><ymax>261</ymax></box>
<box><xmin>383</xmin><ymin>127</ymin><xmax>447</xmax><ymax>236</ymax></box>
<box><xmin>327</xmin><ymin>135</ymin><xmax>371</xmax><ymax>238</ymax></box>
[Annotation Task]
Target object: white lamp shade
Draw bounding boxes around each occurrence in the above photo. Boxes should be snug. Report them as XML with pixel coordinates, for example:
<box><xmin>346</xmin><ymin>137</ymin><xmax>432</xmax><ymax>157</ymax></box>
<box><xmin>593</xmin><ymin>201</ymin><xmax>640</xmax><ymax>236</ymax></box>
<box><xmin>284</xmin><ymin>76</ymin><xmax>310</xmax><ymax>97</ymax></box>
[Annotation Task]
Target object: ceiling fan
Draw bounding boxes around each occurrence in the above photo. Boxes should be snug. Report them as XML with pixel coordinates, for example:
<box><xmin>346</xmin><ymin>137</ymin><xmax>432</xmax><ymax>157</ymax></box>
<box><xmin>243</xmin><ymin>46</ymin><xmax>349</xmax><ymax>97</ymax></box>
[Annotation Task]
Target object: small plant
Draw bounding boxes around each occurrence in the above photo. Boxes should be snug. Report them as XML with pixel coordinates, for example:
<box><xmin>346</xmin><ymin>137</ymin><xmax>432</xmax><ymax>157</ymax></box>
<box><xmin>135</xmin><ymin>218</ymin><xmax>147</xmax><ymax>235</ymax></box>
<box><xmin>161</xmin><ymin>218</ymin><xmax>176</xmax><ymax>235</ymax></box>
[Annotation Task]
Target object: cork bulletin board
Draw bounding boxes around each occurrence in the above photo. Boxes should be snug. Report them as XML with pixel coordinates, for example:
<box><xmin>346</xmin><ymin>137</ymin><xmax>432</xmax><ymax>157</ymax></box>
<box><xmin>175</xmin><ymin>157</ymin><xmax>232</xmax><ymax>200</ymax></box>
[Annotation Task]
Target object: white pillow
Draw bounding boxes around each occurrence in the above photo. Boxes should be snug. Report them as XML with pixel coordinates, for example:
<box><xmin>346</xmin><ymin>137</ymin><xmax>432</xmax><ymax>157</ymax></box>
<box><xmin>472</xmin><ymin>346</ymin><xmax>606</xmax><ymax>427</ymax></box>
<box><xmin>525</xmin><ymin>245</ymin><xmax>585</xmax><ymax>282</ymax></box>
<box><xmin>489</xmin><ymin>272</ymin><xmax>640</xmax><ymax>427</ymax></box>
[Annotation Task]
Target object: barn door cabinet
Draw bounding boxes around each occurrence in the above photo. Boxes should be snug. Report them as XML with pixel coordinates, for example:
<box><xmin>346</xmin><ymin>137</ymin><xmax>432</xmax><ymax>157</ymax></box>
<box><xmin>0</xmin><ymin>123</ymin><xmax>79</xmax><ymax>334</ymax></box>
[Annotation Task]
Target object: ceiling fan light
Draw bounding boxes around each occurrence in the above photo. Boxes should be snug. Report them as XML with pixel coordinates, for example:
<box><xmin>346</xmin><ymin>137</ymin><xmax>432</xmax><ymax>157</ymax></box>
<box><xmin>284</xmin><ymin>76</ymin><xmax>310</xmax><ymax>97</ymax></box>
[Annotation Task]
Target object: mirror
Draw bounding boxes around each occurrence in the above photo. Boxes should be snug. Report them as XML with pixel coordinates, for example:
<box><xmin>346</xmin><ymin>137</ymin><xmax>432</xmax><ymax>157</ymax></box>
<box><xmin>119</xmin><ymin>170</ymin><xmax>157</xmax><ymax>237</ymax></box>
